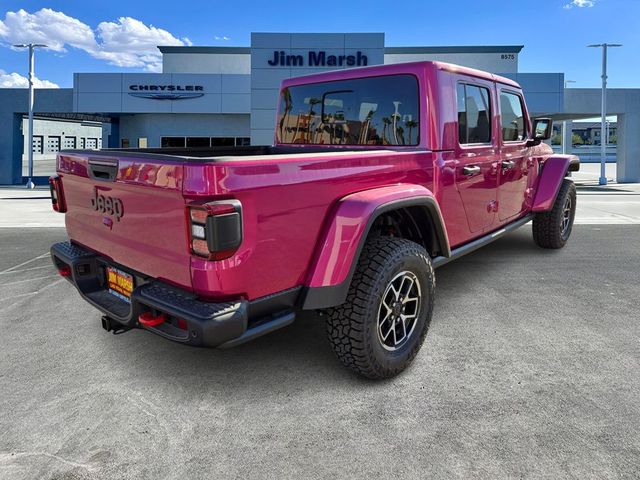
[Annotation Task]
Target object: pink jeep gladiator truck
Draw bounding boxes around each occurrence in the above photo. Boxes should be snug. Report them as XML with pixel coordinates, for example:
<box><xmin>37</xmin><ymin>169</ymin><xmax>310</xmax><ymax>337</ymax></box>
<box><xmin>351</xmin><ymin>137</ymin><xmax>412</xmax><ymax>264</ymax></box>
<box><xmin>50</xmin><ymin>61</ymin><xmax>579</xmax><ymax>379</ymax></box>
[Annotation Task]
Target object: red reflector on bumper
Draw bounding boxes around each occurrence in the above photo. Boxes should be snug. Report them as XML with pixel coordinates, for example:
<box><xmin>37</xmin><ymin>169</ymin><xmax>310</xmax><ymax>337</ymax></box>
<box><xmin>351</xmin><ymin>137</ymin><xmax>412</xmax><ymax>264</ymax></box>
<box><xmin>58</xmin><ymin>265</ymin><xmax>72</xmax><ymax>277</ymax></box>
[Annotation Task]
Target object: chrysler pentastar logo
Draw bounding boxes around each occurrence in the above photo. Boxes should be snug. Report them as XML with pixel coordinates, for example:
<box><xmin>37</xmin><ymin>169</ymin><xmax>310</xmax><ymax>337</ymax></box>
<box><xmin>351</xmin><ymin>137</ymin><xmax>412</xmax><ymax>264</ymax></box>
<box><xmin>128</xmin><ymin>84</ymin><xmax>204</xmax><ymax>100</ymax></box>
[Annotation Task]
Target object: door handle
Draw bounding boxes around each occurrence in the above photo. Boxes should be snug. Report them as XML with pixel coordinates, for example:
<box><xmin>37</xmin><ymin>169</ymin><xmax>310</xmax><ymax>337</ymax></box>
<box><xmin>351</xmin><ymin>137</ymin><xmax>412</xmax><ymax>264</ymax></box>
<box><xmin>462</xmin><ymin>165</ymin><xmax>481</xmax><ymax>176</ymax></box>
<box><xmin>460</xmin><ymin>152</ymin><xmax>477</xmax><ymax>158</ymax></box>
<box><xmin>501</xmin><ymin>160</ymin><xmax>516</xmax><ymax>170</ymax></box>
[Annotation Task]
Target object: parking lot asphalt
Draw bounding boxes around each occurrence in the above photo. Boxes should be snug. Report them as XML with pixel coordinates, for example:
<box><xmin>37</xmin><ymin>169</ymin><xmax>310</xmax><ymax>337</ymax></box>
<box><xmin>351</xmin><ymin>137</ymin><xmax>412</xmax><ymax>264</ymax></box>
<box><xmin>1</xmin><ymin>225</ymin><xmax>639</xmax><ymax>479</ymax></box>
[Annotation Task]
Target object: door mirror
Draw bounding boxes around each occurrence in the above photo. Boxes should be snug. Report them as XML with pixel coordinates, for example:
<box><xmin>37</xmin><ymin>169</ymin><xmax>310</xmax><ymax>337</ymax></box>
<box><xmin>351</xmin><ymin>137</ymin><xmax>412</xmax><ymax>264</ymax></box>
<box><xmin>526</xmin><ymin>118</ymin><xmax>553</xmax><ymax>147</ymax></box>
<box><xmin>533</xmin><ymin>118</ymin><xmax>553</xmax><ymax>140</ymax></box>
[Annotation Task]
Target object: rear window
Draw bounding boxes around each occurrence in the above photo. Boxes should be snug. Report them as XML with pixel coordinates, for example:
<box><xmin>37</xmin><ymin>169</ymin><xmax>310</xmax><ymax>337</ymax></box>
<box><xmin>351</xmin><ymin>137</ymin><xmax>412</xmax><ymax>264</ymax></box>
<box><xmin>276</xmin><ymin>74</ymin><xmax>420</xmax><ymax>146</ymax></box>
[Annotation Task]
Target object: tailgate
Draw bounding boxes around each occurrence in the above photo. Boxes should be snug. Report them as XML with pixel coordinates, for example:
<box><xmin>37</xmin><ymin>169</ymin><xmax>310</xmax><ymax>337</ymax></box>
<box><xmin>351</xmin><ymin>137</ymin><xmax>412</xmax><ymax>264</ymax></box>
<box><xmin>58</xmin><ymin>153</ymin><xmax>192</xmax><ymax>290</ymax></box>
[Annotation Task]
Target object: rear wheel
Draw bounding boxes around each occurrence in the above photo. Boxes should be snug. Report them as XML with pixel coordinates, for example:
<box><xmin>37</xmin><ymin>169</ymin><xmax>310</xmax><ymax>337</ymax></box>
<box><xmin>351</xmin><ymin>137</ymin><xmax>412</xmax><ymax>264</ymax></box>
<box><xmin>532</xmin><ymin>178</ymin><xmax>577</xmax><ymax>249</ymax></box>
<box><xmin>325</xmin><ymin>236</ymin><xmax>435</xmax><ymax>379</ymax></box>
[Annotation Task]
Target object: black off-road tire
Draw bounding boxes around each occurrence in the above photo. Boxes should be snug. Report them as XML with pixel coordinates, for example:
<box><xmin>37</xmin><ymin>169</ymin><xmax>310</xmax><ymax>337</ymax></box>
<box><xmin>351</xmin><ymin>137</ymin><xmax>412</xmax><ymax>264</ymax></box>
<box><xmin>325</xmin><ymin>236</ymin><xmax>435</xmax><ymax>379</ymax></box>
<box><xmin>532</xmin><ymin>178</ymin><xmax>577</xmax><ymax>249</ymax></box>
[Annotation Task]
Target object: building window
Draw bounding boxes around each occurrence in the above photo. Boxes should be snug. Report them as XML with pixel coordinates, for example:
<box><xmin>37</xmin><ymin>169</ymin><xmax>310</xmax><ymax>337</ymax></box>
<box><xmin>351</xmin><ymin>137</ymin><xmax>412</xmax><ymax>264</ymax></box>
<box><xmin>500</xmin><ymin>91</ymin><xmax>526</xmax><ymax>142</ymax></box>
<box><xmin>161</xmin><ymin>137</ymin><xmax>186</xmax><ymax>148</ymax></box>
<box><xmin>211</xmin><ymin>137</ymin><xmax>235</xmax><ymax>146</ymax></box>
<box><xmin>457</xmin><ymin>83</ymin><xmax>492</xmax><ymax>144</ymax></box>
<box><xmin>160</xmin><ymin>136</ymin><xmax>250</xmax><ymax>148</ymax></box>
<box><xmin>86</xmin><ymin>138</ymin><xmax>98</xmax><ymax>149</ymax></box>
<box><xmin>187</xmin><ymin>137</ymin><xmax>211</xmax><ymax>147</ymax></box>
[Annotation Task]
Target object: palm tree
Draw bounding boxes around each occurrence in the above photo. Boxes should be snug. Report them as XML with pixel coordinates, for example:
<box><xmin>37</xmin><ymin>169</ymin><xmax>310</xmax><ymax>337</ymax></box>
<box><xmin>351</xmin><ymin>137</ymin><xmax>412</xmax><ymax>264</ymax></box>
<box><xmin>359</xmin><ymin>109</ymin><xmax>375</xmax><ymax>144</ymax></box>
<box><xmin>405</xmin><ymin>120</ymin><xmax>418</xmax><ymax>144</ymax></box>
<box><xmin>279</xmin><ymin>88</ymin><xmax>293</xmax><ymax>142</ymax></box>
<box><xmin>382</xmin><ymin>117</ymin><xmax>391</xmax><ymax>144</ymax></box>
<box><xmin>307</xmin><ymin>97</ymin><xmax>322</xmax><ymax>142</ymax></box>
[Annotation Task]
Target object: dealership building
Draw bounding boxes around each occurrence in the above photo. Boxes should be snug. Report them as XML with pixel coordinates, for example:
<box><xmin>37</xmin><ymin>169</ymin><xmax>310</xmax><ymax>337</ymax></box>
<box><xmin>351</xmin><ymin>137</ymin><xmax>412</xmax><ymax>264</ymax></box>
<box><xmin>0</xmin><ymin>32</ymin><xmax>639</xmax><ymax>185</ymax></box>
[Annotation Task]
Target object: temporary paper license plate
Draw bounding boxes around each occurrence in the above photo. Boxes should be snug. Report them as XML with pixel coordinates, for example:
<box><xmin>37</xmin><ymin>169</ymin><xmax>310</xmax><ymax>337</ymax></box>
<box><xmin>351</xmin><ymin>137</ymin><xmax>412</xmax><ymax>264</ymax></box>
<box><xmin>106</xmin><ymin>266</ymin><xmax>134</xmax><ymax>303</ymax></box>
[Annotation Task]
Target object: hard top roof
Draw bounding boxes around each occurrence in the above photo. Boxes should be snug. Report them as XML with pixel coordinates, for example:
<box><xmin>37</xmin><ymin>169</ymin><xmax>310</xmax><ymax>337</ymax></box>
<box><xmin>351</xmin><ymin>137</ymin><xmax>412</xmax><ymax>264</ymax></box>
<box><xmin>281</xmin><ymin>60</ymin><xmax>521</xmax><ymax>89</ymax></box>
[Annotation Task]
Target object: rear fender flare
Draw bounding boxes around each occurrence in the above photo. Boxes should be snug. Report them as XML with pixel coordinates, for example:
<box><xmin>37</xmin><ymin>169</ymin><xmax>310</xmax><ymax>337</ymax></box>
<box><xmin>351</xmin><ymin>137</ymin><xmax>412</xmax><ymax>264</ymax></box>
<box><xmin>301</xmin><ymin>184</ymin><xmax>449</xmax><ymax>310</ymax></box>
<box><xmin>532</xmin><ymin>155</ymin><xmax>579</xmax><ymax>212</ymax></box>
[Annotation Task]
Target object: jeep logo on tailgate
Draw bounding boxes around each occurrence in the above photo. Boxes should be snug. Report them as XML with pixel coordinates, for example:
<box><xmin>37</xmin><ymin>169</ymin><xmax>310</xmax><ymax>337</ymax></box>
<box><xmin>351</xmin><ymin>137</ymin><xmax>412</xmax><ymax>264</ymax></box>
<box><xmin>91</xmin><ymin>188</ymin><xmax>124</xmax><ymax>221</ymax></box>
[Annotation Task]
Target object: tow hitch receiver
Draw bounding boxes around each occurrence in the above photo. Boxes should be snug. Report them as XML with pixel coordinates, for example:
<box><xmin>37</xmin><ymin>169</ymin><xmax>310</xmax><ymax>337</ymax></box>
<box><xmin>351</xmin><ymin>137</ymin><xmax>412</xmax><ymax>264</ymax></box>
<box><xmin>101</xmin><ymin>316</ymin><xmax>131</xmax><ymax>335</ymax></box>
<box><xmin>138</xmin><ymin>311</ymin><xmax>167</xmax><ymax>327</ymax></box>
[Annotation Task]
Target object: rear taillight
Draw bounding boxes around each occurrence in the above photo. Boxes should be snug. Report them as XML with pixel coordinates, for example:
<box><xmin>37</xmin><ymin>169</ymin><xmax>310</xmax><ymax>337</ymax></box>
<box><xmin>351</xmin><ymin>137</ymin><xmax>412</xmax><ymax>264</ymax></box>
<box><xmin>187</xmin><ymin>200</ymin><xmax>242</xmax><ymax>260</ymax></box>
<box><xmin>49</xmin><ymin>175</ymin><xmax>67</xmax><ymax>213</ymax></box>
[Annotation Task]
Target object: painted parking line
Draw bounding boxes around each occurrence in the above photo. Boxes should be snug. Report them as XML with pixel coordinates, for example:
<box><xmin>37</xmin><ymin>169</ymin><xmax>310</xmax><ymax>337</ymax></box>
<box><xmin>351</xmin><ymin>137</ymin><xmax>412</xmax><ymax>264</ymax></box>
<box><xmin>0</xmin><ymin>252</ymin><xmax>50</xmax><ymax>274</ymax></box>
<box><xmin>0</xmin><ymin>275</ymin><xmax>59</xmax><ymax>287</ymax></box>
<box><xmin>0</xmin><ymin>265</ymin><xmax>52</xmax><ymax>275</ymax></box>
<box><xmin>0</xmin><ymin>278</ymin><xmax>64</xmax><ymax>310</ymax></box>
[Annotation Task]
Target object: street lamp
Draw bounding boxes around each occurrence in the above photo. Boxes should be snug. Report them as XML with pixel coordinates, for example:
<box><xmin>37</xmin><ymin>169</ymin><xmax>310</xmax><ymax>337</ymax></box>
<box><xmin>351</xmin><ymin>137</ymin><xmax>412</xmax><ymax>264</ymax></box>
<box><xmin>588</xmin><ymin>43</ymin><xmax>622</xmax><ymax>186</ymax></box>
<box><xmin>562</xmin><ymin>80</ymin><xmax>576</xmax><ymax>155</ymax></box>
<box><xmin>13</xmin><ymin>43</ymin><xmax>48</xmax><ymax>189</ymax></box>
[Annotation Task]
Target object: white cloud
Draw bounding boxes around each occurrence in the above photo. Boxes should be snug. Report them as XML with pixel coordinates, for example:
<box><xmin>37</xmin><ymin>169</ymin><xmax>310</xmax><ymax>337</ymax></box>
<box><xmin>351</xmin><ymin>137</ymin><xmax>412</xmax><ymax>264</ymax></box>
<box><xmin>91</xmin><ymin>16</ymin><xmax>185</xmax><ymax>70</ymax></box>
<box><xmin>0</xmin><ymin>8</ymin><xmax>190</xmax><ymax>71</ymax></box>
<box><xmin>0</xmin><ymin>8</ymin><xmax>95</xmax><ymax>52</ymax></box>
<box><xmin>214</xmin><ymin>35</ymin><xmax>231</xmax><ymax>41</ymax></box>
<box><xmin>564</xmin><ymin>0</ymin><xmax>596</xmax><ymax>9</ymax></box>
<box><xmin>0</xmin><ymin>69</ymin><xmax>59</xmax><ymax>88</ymax></box>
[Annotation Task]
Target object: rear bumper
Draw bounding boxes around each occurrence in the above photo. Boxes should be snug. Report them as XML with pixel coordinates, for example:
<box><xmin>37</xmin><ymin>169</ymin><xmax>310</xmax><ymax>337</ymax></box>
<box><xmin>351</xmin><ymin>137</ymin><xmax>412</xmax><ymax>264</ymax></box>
<box><xmin>50</xmin><ymin>241</ymin><xmax>292</xmax><ymax>348</ymax></box>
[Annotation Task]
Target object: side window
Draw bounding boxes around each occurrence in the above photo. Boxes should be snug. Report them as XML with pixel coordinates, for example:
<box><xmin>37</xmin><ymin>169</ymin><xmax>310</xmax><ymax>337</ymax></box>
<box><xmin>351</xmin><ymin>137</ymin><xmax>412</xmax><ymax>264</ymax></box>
<box><xmin>457</xmin><ymin>83</ymin><xmax>492</xmax><ymax>144</ymax></box>
<box><xmin>500</xmin><ymin>91</ymin><xmax>526</xmax><ymax>142</ymax></box>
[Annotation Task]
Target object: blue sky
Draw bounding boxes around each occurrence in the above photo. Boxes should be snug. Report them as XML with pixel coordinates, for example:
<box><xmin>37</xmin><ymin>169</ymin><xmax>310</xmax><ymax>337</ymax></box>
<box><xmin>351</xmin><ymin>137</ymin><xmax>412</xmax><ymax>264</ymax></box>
<box><xmin>0</xmin><ymin>0</ymin><xmax>638</xmax><ymax>88</ymax></box>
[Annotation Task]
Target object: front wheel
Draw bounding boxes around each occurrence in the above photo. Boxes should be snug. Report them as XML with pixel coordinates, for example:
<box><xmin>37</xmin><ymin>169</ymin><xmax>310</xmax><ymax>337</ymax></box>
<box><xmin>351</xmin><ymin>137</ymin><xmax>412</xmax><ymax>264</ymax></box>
<box><xmin>325</xmin><ymin>236</ymin><xmax>435</xmax><ymax>379</ymax></box>
<box><xmin>532</xmin><ymin>178</ymin><xmax>577</xmax><ymax>249</ymax></box>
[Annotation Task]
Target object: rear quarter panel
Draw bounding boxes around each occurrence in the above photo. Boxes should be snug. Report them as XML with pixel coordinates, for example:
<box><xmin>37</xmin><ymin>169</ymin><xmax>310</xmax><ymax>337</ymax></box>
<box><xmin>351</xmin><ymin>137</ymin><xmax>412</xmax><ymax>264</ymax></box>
<box><xmin>184</xmin><ymin>150</ymin><xmax>436</xmax><ymax>300</ymax></box>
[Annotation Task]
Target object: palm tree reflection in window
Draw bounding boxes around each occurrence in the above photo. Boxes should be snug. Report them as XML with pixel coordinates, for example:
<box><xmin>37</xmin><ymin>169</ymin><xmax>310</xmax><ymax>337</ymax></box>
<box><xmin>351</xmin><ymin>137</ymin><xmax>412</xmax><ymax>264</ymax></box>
<box><xmin>307</xmin><ymin>97</ymin><xmax>322</xmax><ymax>143</ymax></box>
<box><xmin>405</xmin><ymin>119</ymin><xmax>418</xmax><ymax>145</ymax></box>
<box><xmin>359</xmin><ymin>110</ymin><xmax>376</xmax><ymax>144</ymax></box>
<box><xmin>279</xmin><ymin>88</ymin><xmax>293</xmax><ymax>142</ymax></box>
<box><xmin>382</xmin><ymin>117</ymin><xmax>391</xmax><ymax>144</ymax></box>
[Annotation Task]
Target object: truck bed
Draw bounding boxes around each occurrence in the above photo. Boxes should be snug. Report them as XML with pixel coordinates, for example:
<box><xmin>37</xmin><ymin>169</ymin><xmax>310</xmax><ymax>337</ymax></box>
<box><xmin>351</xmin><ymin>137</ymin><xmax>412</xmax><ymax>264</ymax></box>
<box><xmin>60</xmin><ymin>145</ymin><xmax>403</xmax><ymax>162</ymax></box>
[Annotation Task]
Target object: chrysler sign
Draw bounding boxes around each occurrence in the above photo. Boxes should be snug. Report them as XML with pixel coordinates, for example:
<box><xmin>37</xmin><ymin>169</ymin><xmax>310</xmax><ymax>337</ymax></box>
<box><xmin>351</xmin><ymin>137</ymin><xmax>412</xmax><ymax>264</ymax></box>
<box><xmin>128</xmin><ymin>84</ymin><xmax>204</xmax><ymax>100</ymax></box>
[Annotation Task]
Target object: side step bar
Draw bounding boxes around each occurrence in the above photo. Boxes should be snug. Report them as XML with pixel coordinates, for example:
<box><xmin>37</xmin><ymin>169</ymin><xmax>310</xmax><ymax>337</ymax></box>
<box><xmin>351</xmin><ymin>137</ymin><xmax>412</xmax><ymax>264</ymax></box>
<box><xmin>432</xmin><ymin>214</ymin><xmax>532</xmax><ymax>268</ymax></box>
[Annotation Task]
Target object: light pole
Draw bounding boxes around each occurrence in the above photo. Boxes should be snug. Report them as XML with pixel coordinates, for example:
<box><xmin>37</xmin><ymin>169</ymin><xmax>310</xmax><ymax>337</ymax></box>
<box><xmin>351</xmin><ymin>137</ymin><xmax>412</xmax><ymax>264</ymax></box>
<box><xmin>13</xmin><ymin>43</ymin><xmax>48</xmax><ymax>189</ymax></box>
<box><xmin>588</xmin><ymin>43</ymin><xmax>622</xmax><ymax>186</ymax></box>
<box><xmin>562</xmin><ymin>80</ymin><xmax>576</xmax><ymax>155</ymax></box>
